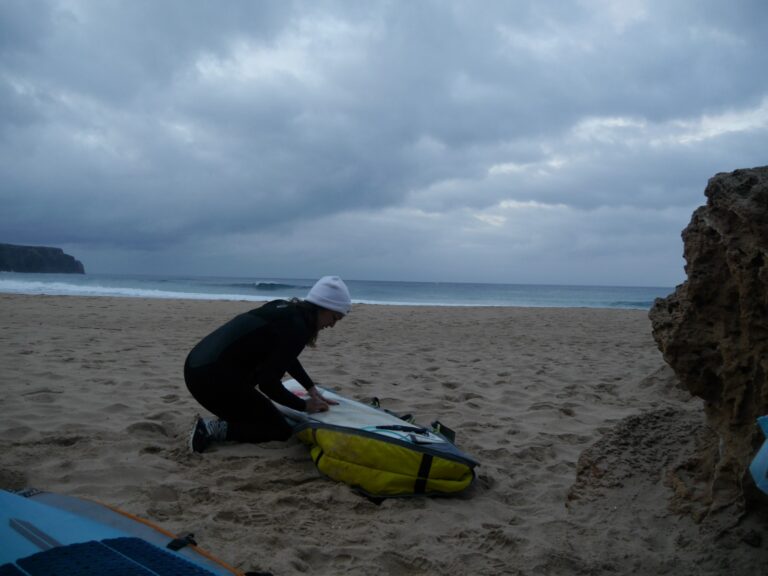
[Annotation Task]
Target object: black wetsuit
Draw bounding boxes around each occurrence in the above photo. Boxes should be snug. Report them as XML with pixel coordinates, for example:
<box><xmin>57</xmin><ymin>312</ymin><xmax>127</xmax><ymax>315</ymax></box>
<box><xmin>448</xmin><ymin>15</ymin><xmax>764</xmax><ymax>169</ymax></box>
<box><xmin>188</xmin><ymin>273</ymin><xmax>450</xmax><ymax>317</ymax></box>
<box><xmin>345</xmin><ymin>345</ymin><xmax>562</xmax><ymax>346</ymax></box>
<box><xmin>184</xmin><ymin>299</ymin><xmax>317</xmax><ymax>442</ymax></box>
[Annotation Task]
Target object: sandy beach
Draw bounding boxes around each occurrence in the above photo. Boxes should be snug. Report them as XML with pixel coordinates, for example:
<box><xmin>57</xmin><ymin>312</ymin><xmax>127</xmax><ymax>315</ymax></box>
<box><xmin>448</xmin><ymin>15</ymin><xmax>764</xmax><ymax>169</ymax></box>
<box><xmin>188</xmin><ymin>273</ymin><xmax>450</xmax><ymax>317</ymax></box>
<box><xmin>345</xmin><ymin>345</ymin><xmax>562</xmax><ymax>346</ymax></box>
<box><xmin>1</xmin><ymin>294</ymin><xmax>766</xmax><ymax>575</ymax></box>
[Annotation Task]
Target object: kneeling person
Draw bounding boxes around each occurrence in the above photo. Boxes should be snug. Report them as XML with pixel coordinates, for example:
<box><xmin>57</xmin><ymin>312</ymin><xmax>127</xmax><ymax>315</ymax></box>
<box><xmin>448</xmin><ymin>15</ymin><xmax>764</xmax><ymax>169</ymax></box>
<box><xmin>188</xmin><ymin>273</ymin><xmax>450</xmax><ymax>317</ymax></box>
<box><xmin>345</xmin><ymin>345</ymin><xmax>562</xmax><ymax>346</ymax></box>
<box><xmin>184</xmin><ymin>276</ymin><xmax>350</xmax><ymax>452</ymax></box>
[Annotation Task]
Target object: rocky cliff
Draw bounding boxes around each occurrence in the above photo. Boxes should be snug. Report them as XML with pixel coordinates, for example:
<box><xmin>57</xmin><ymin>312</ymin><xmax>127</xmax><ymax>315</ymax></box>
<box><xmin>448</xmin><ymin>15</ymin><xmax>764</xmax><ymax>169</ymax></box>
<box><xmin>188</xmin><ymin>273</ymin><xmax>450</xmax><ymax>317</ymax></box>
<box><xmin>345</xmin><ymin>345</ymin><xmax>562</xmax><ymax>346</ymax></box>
<box><xmin>0</xmin><ymin>243</ymin><xmax>85</xmax><ymax>274</ymax></box>
<box><xmin>649</xmin><ymin>166</ymin><xmax>768</xmax><ymax>521</ymax></box>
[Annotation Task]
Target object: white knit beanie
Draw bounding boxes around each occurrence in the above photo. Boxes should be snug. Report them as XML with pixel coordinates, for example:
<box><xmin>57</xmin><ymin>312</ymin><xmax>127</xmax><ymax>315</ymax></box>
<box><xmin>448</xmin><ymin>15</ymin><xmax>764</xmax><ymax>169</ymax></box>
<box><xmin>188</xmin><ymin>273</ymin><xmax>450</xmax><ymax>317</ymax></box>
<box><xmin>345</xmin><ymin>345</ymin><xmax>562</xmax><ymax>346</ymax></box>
<box><xmin>306</xmin><ymin>276</ymin><xmax>352</xmax><ymax>315</ymax></box>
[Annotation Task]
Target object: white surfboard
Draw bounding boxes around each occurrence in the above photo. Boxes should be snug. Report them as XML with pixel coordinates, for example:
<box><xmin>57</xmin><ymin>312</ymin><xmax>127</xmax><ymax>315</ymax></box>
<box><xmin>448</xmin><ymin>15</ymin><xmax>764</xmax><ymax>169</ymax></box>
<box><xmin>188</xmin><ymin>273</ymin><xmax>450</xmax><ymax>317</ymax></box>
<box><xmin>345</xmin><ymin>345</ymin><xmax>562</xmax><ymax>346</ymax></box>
<box><xmin>273</xmin><ymin>379</ymin><xmax>477</xmax><ymax>497</ymax></box>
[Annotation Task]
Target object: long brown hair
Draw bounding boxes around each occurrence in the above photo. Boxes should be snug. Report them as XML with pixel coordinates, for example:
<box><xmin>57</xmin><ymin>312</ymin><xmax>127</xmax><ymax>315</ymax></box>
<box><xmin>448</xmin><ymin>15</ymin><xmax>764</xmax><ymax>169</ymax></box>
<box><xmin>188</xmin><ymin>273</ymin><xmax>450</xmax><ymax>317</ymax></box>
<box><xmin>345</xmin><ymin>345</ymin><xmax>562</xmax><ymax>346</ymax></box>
<box><xmin>291</xmin><ymin>298</ymin><xmax>320</xmax><ymax>347</ymax></box>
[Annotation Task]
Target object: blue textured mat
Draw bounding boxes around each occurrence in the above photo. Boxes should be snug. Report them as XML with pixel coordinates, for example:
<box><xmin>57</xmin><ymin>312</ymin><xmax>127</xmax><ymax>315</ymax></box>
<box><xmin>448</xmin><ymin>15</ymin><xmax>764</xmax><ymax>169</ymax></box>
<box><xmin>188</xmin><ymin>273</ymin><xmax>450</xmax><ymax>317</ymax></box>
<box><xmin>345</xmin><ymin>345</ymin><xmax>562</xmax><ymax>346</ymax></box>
<box><xmin>3</xmin><ymin>537</ymin><xmax>217</xmax><ymax>576</ymax></box>
<box><xmin>0</xmin><ymin>563</ymin><xmax>26</xmax><ymax>576</ymax></box>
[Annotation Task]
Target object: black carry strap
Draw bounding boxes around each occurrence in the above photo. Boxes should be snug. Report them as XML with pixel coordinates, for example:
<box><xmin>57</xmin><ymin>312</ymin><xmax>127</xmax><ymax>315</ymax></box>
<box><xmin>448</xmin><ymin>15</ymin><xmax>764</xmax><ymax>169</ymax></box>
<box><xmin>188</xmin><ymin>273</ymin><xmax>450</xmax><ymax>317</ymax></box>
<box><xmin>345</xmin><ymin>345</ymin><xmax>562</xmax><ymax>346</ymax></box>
<box><xmin>414</xmin><ymin>453</ymin><xmax>434</xmax><ymax>494</ymax></box>
<box><xmin>375</xmin><ymin>425</ymin><xmax>429</xmax><ymax>434</ymax></box>
<box><xmin>166</xmin><ymin>532</ymin><xmax>197</xmax><ymax>551</ymax></box>
<box><xmin>311</xmin><ymin>428</ymin><xmax>325</xmax><ymax>466</ymax></box>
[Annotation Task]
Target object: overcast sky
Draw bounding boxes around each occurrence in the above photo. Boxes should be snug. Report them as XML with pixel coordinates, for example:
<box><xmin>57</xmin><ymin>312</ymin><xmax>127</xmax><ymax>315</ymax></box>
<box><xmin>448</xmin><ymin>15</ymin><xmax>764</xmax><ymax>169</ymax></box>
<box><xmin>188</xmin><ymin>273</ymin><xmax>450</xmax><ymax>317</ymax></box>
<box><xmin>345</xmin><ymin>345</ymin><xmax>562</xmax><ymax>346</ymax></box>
<box><xmin>1</xmin><ymin>1</ymin><xmax>766</xmax><ymax>286</ymax></box>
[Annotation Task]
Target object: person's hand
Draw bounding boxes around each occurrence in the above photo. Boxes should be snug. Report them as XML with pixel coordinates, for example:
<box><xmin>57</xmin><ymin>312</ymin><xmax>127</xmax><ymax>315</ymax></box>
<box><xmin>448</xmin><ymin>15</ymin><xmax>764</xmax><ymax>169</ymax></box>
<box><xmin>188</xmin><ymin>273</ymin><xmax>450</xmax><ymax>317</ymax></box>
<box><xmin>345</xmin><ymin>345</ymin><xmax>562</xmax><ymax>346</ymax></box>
<box><xmin>309</xmin><ymin>385</ymin><xmax>339</xmax><ymax>406</ymax></box>
<box><xmin>306</xmin><ymin>396</ymin><xmax>329</xmax><ymax>413</ymax></box>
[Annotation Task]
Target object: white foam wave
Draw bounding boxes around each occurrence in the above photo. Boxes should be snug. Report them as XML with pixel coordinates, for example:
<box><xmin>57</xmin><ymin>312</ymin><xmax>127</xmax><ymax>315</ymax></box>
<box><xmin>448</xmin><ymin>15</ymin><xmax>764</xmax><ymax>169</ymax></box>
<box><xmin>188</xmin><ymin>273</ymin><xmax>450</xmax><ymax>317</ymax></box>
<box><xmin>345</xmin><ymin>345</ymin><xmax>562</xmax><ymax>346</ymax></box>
<box><xmin>0</xmin><ymin>278</ymin><xmax>270</xmax><ymax>302</ymax></box>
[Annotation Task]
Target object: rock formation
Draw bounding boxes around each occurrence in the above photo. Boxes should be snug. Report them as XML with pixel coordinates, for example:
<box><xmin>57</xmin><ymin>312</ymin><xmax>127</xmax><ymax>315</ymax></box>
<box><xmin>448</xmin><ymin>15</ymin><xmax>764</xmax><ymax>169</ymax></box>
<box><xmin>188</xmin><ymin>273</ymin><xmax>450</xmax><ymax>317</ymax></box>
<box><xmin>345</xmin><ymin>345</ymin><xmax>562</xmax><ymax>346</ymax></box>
<box><xmin>649</xmin><ymin>166</ymin><xmax>768</xmax><ymax>521</ymax></box>
<box><xmin>0</xmin><ymin>243</ymin><xmax>85</xmax><ymax>274</ymax></box>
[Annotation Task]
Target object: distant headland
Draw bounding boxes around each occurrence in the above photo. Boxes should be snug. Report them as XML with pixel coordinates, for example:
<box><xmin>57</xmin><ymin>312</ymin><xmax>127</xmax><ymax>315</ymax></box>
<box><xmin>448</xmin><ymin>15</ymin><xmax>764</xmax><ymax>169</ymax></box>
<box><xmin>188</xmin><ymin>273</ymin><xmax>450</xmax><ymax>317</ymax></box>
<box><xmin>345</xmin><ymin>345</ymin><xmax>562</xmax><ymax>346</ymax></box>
<box><xmin>0</xmin><ymin>243</ymin><xmax>85</xmax><ymax>274</ymax></box>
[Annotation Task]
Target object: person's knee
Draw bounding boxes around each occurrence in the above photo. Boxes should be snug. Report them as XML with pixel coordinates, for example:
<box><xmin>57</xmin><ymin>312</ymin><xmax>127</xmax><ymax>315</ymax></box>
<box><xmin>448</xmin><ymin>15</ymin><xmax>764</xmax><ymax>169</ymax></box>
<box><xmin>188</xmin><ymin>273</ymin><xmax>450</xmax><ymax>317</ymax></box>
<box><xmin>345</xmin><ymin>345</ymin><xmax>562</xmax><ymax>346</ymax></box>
<box><xmin>266</xmin><ymin>417</ymin><xmax>294</xmax><ymax>441</ymax></box>
<box><xmin>273</xmin><ymin>427</ymin><xmax>293</xmax><ymax>441</ymax></box>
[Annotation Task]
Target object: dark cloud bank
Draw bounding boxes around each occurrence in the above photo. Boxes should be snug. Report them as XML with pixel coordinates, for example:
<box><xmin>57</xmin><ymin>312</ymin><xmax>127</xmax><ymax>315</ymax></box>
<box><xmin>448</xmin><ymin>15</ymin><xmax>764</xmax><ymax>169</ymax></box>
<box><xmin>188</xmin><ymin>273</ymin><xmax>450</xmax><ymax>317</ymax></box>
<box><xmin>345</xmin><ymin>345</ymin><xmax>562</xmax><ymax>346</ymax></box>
<box><xmin>1</xmin><ymin>0</ymin><xmax>766</xmax><ymax>285</ymax></box>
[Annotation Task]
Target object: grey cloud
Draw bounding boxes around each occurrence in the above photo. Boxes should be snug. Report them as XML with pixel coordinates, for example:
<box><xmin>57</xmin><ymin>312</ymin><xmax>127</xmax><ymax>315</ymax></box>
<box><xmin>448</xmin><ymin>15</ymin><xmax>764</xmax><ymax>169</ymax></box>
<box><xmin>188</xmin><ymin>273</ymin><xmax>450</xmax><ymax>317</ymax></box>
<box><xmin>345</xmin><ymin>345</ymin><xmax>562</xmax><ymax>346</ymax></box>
<box><xmin>1</xmin><ymin>0</ymin><xmax>766</xmax><ymax>284</ymax></box>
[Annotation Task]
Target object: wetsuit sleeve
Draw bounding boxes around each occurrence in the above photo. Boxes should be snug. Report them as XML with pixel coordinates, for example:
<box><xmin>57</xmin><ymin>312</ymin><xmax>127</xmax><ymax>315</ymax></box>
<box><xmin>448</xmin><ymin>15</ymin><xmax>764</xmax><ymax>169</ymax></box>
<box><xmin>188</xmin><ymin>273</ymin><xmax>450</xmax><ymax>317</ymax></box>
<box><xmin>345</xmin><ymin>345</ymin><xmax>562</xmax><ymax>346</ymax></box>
<box><xmin>249</xmin><ymin>301</ymin><xmax>315</xmax><ymax>411</ymax></box>
<box><xmin>286</xmin><ymin>358</ymin><xmax>315</xmax><ymax>391</ymax></box>
<box><xmin>260</xmin><ymin>377</ymin><xmax>307</xmax><ymax>411</ymax></box>
<box><xmin>250</xmin><ymin>340</ymin><xmax>306</xmax><ymax>411</ymax></box>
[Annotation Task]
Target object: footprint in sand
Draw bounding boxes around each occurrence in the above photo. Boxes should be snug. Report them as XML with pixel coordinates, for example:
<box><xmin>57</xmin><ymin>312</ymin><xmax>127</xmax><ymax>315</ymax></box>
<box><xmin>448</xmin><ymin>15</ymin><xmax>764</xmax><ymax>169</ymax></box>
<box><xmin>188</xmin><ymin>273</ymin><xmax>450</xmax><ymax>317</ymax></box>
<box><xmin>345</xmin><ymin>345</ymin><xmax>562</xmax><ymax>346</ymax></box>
<box><xmin>125</xmin><ymin>421</ymin><xmax>169</xmax><ymax>437</ymax></box>
<box><xmin>148</xmin><ymin>484</ymin><xmax>179</xmax><ymax>502</ymax></box>
<box><xmin>104</xmin><ymin>403</ymin><xmax>131</xmax><ymax>413</ymax></box>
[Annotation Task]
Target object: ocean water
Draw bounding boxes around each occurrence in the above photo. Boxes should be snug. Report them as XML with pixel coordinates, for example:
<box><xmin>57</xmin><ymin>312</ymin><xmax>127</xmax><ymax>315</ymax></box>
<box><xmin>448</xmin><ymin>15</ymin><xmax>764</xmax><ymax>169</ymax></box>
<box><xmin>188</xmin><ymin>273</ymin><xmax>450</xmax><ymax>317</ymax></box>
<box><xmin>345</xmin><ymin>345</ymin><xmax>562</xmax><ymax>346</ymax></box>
<box><xmin>0</xmin><ymin>272</ymin><xmax>674</xmax><ymax>309</ymax></box>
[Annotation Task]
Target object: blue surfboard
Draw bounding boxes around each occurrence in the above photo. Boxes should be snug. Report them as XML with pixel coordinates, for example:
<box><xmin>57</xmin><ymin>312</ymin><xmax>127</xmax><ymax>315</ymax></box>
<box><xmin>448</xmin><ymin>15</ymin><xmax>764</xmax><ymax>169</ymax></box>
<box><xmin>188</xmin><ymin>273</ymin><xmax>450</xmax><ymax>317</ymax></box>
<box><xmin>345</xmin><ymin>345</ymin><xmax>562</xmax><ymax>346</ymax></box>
<box><xmin>0</xmin><ymin>489</ymin><xmax>246</xmax><ymax>575</ymax></box>
<box><xmin>750</xmin><ymin>416</ymin><xmax>768</xmax><ymax>495</ymax></box>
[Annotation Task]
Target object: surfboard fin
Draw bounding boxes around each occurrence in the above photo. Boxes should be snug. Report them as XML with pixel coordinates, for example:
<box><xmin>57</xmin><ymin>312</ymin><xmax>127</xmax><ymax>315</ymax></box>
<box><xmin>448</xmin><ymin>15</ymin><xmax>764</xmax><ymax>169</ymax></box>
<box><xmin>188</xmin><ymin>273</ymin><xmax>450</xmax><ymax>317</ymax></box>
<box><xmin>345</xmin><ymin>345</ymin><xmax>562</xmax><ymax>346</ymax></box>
<box><xmin>431</xmin><ymin>420</ymin><xmax>456</xmax><ymax>442</ymax></box>
<box><xmin>166</xmin><ymin>532</ymin><xmax>197</xmax><ymax>551</ymax></box>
